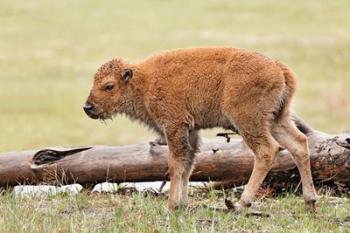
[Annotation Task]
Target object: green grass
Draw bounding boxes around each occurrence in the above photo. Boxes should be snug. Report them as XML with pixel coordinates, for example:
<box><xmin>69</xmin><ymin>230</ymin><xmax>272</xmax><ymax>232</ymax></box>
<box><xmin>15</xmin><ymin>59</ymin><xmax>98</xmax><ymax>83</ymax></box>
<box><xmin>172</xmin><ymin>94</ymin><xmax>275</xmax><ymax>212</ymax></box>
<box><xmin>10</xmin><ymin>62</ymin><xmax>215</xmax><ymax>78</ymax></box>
<box><xmin>0</xmin><ymin>190</ymin><xmax>349</xmax><ymax>233</ymax></box>
<box><xmin>1</xmin><ymin>0</ymin><xmax>350</xmax><ymax>232</ymax></box>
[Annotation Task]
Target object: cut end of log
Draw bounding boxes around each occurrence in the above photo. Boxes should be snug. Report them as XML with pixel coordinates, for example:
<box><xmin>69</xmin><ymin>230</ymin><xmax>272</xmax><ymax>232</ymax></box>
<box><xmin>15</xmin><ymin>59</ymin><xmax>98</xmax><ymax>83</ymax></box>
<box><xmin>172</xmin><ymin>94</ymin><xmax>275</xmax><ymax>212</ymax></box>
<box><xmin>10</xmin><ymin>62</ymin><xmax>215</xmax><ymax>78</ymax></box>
<box><xmin>31</xmin><ymin>147</ymin><xmax>92</xmax><ymax>166</ymax></box>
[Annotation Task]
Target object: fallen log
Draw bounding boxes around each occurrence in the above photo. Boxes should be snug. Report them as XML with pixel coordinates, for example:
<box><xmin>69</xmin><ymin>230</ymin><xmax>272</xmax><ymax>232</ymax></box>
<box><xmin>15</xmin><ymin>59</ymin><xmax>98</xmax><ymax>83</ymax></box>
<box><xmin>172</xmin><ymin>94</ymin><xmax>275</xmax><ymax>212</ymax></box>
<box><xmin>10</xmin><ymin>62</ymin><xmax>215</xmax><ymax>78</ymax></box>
<box><xmin>0</xmin><ymin>117</ymin><xmax>349</xmax><ymax>191</ymax></box>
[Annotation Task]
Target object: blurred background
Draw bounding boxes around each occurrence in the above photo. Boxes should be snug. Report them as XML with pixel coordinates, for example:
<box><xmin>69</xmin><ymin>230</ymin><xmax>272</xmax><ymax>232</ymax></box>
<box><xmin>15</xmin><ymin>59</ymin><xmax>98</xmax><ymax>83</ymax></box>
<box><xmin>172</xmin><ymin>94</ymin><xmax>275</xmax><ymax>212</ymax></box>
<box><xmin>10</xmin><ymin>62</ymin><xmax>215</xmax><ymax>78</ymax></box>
<box><xmin>0</xmin><ymin>0</ymin><xmax>349</xmax><ymax>151</ymax></box>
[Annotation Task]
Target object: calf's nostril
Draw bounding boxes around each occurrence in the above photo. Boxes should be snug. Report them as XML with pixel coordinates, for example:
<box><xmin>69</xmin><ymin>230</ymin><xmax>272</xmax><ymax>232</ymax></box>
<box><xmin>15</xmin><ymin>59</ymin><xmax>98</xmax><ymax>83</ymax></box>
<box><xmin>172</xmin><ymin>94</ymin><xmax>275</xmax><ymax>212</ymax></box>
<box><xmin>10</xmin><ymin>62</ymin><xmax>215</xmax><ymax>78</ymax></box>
<box><xmin>83</xmin><ymin>103</ymin><xmax>94</xmax><ymax>112</ymax></box>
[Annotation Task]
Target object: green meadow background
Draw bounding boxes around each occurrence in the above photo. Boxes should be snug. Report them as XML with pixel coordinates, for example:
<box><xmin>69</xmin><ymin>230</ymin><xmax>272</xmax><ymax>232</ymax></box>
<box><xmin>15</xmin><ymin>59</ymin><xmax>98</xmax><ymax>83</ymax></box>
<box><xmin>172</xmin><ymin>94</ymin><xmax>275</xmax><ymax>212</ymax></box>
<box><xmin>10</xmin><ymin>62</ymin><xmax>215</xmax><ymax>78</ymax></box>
<box><xmin>0</xmin><ymin>1</ymin><xmax>350</xmax><ymax>232</ymax></box>
<box><xmin>1</xmin><ymin>0</ymin><xmax>349</xmax><ymax>152</ymax></box>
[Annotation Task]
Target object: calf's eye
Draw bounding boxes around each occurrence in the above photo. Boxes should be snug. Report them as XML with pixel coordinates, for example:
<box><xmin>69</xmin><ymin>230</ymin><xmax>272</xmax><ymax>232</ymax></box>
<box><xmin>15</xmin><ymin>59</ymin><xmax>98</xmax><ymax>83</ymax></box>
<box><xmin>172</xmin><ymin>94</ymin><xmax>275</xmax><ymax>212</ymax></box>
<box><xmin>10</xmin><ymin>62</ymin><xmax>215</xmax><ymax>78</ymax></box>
<box><xmin>104</xmin><ymin>84</ymin><xmax>114</xmax><ymax>91</ymax></box>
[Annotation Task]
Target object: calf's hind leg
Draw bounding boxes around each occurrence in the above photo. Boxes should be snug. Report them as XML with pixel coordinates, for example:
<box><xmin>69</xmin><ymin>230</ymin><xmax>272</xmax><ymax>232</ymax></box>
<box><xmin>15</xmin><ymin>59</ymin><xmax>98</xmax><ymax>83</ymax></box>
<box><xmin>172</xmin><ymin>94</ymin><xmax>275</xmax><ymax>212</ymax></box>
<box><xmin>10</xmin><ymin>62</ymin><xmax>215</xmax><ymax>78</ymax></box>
<box><xmin>272</xmin><ymin>119</ymin><xmax>317</xmax><ymax>211</ymax></box>
<box><xmin>234</xmin><ymin>125</ymin><xmax>280</xmax><ymax>210</ymax></box>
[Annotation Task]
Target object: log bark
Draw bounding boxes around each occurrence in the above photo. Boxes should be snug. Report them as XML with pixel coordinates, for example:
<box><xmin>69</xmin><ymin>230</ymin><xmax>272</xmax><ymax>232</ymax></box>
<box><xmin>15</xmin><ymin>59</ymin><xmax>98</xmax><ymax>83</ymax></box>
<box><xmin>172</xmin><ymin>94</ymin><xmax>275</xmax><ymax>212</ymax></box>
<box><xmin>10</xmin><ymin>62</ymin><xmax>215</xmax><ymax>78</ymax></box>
<box><xmin>0</xmin><ymin>117</ymin><xmax>349</xmax><ymax>191</ymax></box>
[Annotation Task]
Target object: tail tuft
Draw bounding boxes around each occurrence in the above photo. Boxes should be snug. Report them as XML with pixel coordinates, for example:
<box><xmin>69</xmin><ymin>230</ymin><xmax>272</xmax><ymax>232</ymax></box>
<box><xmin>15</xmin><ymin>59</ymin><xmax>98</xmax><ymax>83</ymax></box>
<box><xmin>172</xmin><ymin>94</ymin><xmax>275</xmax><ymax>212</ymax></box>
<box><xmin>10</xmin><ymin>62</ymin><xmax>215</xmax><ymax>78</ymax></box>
<box><xmin>274</xmin><ymin>61</ymin><xmax>297</xmax><ymax>121</ymax></box>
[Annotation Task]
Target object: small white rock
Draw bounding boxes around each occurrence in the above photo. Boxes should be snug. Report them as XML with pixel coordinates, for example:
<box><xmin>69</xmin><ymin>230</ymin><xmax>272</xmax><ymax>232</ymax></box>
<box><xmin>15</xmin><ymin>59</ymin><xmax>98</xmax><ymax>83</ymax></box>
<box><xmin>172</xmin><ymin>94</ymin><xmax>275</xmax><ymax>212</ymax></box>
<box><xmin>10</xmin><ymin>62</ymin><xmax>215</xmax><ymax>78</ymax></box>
<box><xmin>13</xmin><ymin>185</ymin><xmax>57</xmax><ymax>197</ymax></box>
<box><xmin>58</xmin><ymin>184</ymin><xmax>83</xmax><ymax>195</ymax></box>
<box><xmin>125</xmin><ymin>181</ymin><xmax>171</xmax><ymax>192</ymax></box>
<box><xmin>13</xmin><ymin>184</ymin><xmax>83</xmax><ymax>197</ymax></box>
<box><xmin>92</xmin><ymin>182</ymin><xmax>119</xmax><ymax>193</ymax></box>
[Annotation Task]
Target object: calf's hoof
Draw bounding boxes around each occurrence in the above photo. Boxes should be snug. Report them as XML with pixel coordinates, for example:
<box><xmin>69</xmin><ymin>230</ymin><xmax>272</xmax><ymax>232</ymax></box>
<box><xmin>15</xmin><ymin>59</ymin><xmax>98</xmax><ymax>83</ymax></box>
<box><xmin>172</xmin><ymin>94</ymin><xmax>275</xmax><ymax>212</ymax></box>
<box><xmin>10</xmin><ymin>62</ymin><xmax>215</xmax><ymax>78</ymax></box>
<box><xmin>305</xmin><ymin>199</ymin><xmax>317</xmax><ymax>213</ymax></box>
<box><xmin>233</xmin><ymin>200</ymin><xmax>255</xmax><ymax>213</ymax></box>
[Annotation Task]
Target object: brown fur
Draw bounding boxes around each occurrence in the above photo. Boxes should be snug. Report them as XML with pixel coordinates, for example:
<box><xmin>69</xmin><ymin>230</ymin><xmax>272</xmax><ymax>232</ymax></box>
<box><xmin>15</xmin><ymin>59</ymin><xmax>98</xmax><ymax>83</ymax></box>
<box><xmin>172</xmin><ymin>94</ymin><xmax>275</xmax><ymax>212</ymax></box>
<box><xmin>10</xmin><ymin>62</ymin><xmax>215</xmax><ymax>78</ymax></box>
<box><xmin>84</xmin><ymin>47</ymin><xmax>316</xmax><ymax>211</ymax></box>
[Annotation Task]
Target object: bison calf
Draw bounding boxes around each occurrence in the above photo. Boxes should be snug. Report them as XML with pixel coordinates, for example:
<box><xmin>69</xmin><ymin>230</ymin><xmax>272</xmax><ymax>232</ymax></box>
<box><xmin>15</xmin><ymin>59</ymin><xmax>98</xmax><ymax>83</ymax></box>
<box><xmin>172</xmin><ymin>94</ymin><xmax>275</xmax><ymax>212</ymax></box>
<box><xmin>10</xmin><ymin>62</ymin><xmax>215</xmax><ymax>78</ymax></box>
<box><xmin>84</xmin><ymin>47</ymin><xmax>317</xmax><ymax>211</ymax></box>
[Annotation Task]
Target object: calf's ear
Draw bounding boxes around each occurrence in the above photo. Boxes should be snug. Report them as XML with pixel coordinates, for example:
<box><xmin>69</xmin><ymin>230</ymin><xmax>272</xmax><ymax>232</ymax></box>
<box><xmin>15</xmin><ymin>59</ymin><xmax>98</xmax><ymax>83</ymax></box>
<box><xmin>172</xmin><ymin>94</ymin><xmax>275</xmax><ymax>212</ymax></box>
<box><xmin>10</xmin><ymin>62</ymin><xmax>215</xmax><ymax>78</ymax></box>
<box><xmin>121</xmin><ymin>69</ymin><xmax>133</xmax><ymax>82</ymax></box>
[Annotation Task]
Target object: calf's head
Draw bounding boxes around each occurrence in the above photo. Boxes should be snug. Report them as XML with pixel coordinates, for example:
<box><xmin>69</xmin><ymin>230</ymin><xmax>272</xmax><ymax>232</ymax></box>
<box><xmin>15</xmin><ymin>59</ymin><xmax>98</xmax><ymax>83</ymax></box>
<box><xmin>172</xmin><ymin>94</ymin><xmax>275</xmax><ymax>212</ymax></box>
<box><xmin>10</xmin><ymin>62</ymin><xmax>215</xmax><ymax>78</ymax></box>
<box><xmin>84</xmin><ymin>59</ymin><xmax>133</xmax><ymax>120</ymax></box>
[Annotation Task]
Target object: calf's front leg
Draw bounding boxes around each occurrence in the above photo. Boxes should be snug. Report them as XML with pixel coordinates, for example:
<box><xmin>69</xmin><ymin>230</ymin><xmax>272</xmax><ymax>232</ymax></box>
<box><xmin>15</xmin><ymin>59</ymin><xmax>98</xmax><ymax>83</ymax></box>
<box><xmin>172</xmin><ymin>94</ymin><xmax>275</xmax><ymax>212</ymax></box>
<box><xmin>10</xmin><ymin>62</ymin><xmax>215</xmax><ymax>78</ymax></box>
<box><xmin>165</xmin><ymin>126</ymin><xmax>195</xmax><ymax>210</ymax></box>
